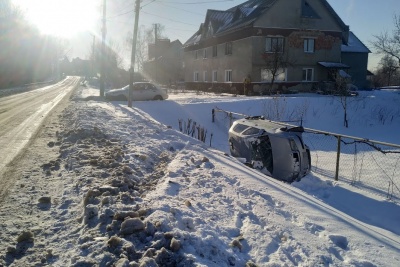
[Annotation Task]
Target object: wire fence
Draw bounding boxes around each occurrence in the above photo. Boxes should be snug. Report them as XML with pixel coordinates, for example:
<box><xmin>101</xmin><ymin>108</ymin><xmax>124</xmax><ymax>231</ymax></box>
<box><xmin>303</xmin><ymin>131</ymin><xmax>400</xmax><ymax>201</ymax></box>
<box><xmin>212</xmin><ymin>107</ymin><xmax>400</xmax><ymax>202</ymax></box>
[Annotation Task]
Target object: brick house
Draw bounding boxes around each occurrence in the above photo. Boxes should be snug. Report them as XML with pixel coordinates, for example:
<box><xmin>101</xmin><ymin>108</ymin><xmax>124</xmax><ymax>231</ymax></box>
<box><xmin>183</xmin><ymin>0</ymin><xmax>370</xmax><ymax>94</ymax></box>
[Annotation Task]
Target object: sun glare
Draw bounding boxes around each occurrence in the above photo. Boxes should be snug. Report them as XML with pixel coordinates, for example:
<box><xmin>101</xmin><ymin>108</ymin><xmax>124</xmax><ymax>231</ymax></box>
<box><xmin>13</xmin><ymin>0</ymin><xmax>98</xmax><ymax>37</ymax></box>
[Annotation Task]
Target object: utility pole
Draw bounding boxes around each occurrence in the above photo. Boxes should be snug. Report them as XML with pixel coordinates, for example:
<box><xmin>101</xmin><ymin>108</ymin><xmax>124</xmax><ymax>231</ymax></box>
<box><xmin>100</xmin><ymin>0</ymin><xmax>106</xmax><ymax>97</ymax></box>
<box><xmin>92</xmin><ymin>35</ymin><xmax>95</xmax><ymax>79</ymax></box>
<box><xmin>154</xmin><ymin>23</ymin><xmax>158</xmax><ymax>83</ymax></box>
<box><xmin>128</xmin><ymin>0</ymin><xmax>141</xmax><ymax>107</ymax></box>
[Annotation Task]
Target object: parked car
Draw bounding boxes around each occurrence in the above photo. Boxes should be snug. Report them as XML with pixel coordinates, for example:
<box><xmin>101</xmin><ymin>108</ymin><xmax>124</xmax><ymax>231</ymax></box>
<box><xmin>105</xmin><ymin>82</ymin><xmax>168</xmax><ymax>101</ymax></box>
<box><xmin>228</xmin><ymin>116</ymin><xmax>311</xmax><ymax>183</ymax></box>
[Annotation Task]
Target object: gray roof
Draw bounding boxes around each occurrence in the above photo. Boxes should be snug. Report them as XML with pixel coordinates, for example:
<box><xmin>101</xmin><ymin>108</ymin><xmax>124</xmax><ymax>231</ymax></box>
<box><xmin>318</xmin><ymin>62</ymin><xmax>350</xmax><ymax>69</ymax></box>
<box><xmin>341</xmin><ymin>31</ymin><xmax>371</xmax><ymax>53</ymax></box>
<box><xmin>184</xmin><ymin>0</ymin><xmax>277</xmax><ymax>46</ymax></box>
<box><xmin>184</xmin><ymin>0</ymin><xmax>350</xmax><ymax>47</ymax></box>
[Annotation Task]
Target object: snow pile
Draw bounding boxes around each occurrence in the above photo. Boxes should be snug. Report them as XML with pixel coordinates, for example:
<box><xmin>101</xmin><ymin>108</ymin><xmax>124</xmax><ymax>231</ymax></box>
<box><xmin>1</xmin><ymin>84</ymin><xmax>400</xmax><ymax>266</ymax></box>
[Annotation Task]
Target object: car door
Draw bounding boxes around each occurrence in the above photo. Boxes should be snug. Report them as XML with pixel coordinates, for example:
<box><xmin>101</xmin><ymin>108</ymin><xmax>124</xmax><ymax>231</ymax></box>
<box><xmin>132</xmin><ymin>84</ymin><xmax>146</xmax><ymax>101</ymax></box>
<box><xmin>141</xmin><ymin>83</ymin><xmax>158</xmax><ymax>100</ymax></box>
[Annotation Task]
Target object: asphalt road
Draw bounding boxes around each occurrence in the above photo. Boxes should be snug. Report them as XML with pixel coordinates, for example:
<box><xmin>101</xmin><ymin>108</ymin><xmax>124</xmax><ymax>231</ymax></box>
<box><xmin>0</xmin><ymin>76</ymin><xmax>80</xmax><ymax>200</ymax></box>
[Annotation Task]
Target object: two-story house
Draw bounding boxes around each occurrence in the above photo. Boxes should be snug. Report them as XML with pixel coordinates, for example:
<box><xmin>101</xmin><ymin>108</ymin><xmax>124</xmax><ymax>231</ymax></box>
<box><xmin>183</xmin><ymin>0</ymin><xmax>369</xmax><ymax>94</ymax></box>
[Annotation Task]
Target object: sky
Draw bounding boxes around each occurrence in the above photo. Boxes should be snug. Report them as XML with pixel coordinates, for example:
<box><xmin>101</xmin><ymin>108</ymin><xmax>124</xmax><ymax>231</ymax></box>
<box><xmin>12</xmin><ymin>0</ymin><xmax>399</xmax><ymax>70</ymax></box>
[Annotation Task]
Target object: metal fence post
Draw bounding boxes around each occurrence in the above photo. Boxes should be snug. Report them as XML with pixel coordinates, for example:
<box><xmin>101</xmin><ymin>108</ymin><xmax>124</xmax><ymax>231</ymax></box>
<box><xmin>212</xmin><ymin>109</ymin><xmax>215</xmax><ymax>123</ymax></box>
<box><xmin>229</xmin><ymin>112</ymin><xmax>233</xmax><ymax>126</ymax></box>
<box><xmin>335</xmin><ymin>135</ymin><xmax>341</xmax><ymax>181</ymax></box>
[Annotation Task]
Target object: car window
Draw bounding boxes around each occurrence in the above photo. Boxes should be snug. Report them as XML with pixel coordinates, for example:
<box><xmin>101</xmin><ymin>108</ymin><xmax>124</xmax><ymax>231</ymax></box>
<box><xmin>242</xmin><ymin>127</ymin><xmax>260</xmax><ymax>135</ymax></box>
<box><xmin>232</xmin><ymin>123</ymin><xmax>249</xmax><ymax>133</ymax></box>
<box><xmin>134</xmin><ymin>84</ymin><xmax>144</xmax><ymax>90</ymax></box>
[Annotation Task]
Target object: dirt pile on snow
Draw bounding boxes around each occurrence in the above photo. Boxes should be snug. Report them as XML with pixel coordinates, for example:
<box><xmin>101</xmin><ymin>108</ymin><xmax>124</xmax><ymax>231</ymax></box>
<box><xmin>0</xmin><ymin>89</ymin><xmax>197</xmax><ymax>266</ymax></box>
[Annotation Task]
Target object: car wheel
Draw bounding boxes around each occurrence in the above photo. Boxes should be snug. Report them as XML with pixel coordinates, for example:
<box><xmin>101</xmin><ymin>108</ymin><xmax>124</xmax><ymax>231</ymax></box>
<box><xmin>153</xmin><ymin>95</ymin><xmax>163</xmax><ymax>100</ymax></box>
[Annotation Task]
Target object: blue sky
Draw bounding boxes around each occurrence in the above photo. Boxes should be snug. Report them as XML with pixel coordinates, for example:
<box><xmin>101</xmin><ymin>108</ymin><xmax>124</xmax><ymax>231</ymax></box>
<box><xmin>326</xmin><ymin>0</ymin><xmax>398</xmax><ymax>70</ymax></box>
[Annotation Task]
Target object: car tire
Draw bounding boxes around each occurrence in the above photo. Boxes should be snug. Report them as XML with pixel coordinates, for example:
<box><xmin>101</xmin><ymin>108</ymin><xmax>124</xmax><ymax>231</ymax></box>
<box><xmin>153</xmin><ymin>95</ymin><xmax>163</xmax><ymax>100</ymax></box>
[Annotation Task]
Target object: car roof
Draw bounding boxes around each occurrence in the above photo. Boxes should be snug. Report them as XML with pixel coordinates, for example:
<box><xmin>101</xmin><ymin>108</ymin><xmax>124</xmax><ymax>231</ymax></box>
<box><xmin>235</xmin><ymin>118</ymin><xmax>282</xmax><ymax>132</ymax></box>
<box><xmin>234</xmin><ymin>118</ymin><xmax>304</xmax><ymax>135</ymax></box>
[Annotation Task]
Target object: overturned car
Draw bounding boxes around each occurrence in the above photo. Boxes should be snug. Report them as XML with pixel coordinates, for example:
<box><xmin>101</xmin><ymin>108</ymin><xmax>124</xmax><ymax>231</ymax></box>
<box><xmin>228</xmin><ymin>117</ymin><xmax>311</xmax><ymax>183</ymax></box>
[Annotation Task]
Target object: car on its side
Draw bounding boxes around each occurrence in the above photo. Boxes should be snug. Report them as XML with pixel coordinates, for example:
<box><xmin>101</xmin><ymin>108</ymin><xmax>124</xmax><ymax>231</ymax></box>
<box><xmin>105</xmin><ymin>82</ymin><xmax>168</xmax><ymax>101</ymax></box>
<box><xmin>229</xmin><ymin>116</ymin><xmax>311</xmax><ymax>183</ymax></box>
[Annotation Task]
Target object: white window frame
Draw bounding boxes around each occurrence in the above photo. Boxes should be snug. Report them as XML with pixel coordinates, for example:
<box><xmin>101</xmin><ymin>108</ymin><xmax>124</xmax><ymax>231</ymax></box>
<box><xmin>302</xmin><ymin>68</ymin><xmax>314</xmax><ymax>82</ymax></box>
<box><xmin>304</xmin><ymin>38</ymin><xmax>315</xmax><ymax>53</ymax></box>
<box><xmin>212</xmin><ymin>70</ymin><xmax>218</xmax><ymax>82</ymax></box>
<box><xmin>203</xmin><ymin>48</ymin><xmax>207</xmax><ymax>59</ymax></box>
<box><xmin>194</xmin><ymin>71</ymin><xmax>199</xmax><ymax>82</ymax></box>
<box><xmin>265</xmin><ymin>37</ymin><xmax>284</xmax><ymax>53</ymax></box>
<box><xmin>203</xmin><ymin>71</ymin><xmax>207</xmax><ymax>82</ymax></box>
<box><xmin>225</xmin><ymin>69</ymin><xmax>232</xmax><ymax>82</ymax></box>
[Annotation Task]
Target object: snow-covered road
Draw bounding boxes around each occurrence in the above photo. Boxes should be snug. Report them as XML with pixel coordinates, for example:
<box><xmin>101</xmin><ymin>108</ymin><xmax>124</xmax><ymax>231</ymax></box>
<box><xmin>0</xmin><ymin>77</ymin><xmax>80</xmax><ymax>201</ymax></box>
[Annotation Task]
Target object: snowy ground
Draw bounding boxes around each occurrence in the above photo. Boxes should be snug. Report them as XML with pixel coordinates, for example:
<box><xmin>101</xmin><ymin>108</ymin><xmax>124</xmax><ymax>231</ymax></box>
<box><xmin>1</xmin><ymin>82</ymin><xmax>400</xmax><ymax>266</ymax></box>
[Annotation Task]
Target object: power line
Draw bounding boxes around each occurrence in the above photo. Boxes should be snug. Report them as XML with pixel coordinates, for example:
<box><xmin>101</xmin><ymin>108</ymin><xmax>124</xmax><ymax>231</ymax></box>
<box><xmin>156</xmin><ymin>0</ymin><xmax>234</xmax><ymax>4</ymax></box>
<box><xmin>141</xmin><ymin>10</ymin><xmax>198</xmax><ymax>26</ymax></box>
<box><xmin>107</xmin><ymin>9</ymin><xmax>135</xmax><ymax>20</ymax></box>
<box><xmin>165</xmin><ymin>26</ymin><xmax>198</xmax><ymax>32</ymax></box>
<box><xmin>155</xmin><ymin>2</ymin><xmax>205</xmax><ymax>16</ymax></box>
<box><xmin>141</xmin><ymin>0</ymin><xmax>156</xmax><ymax>8</ymax></box>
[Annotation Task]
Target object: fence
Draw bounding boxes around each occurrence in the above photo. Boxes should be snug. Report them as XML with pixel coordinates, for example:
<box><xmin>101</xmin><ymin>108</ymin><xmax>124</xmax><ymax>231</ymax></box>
<box><xmin>212</xmin><ymin>107</ymin><xmax>400</xmax><ymax>201</ymax></box>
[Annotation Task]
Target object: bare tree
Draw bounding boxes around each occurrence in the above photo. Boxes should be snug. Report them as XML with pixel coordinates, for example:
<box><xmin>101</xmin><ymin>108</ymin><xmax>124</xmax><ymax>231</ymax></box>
<box><xmin>126</xmin><ymin>24</ymin><xmax>166</xmax><ymax>71</ymax></box>
<box><xmin>372</xmin><ymin>14</ymin><xmax>400</xmax><ymax>66</ymax></box>
<box><xmin>330</xmin><ymin>70</ymin><xmax>352</xmax><ymax>128</ymax></box>
<box><xmin>261</xmin><ymin>39</ymin><xmax>293</xmax><ymax>94</ymax></box>
<box><xmin>379</xmin><ymin>55</ymin><xmax>399</xmax><ymax>86</ymax></box>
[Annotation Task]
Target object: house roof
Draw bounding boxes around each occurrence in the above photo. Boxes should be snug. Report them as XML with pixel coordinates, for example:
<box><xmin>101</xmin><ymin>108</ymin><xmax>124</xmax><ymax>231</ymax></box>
<box><xmin>184</xmin><ymin>0</ymin><xmax>350</xmax><ymax>47</ymax></box>
<box><xmin>341</xmin><ymin>31</ymin><xmax>371</xmax><ymax>53</ymax></box>
<box><xmin>184</xmin><ymin>0</ymin><xmax>277</xmax><ymax>46</ymax></box>
<box><xmin>318</xmin><ymin>62</ymin><xmax>350</xmax><ymax>69</ymax></box>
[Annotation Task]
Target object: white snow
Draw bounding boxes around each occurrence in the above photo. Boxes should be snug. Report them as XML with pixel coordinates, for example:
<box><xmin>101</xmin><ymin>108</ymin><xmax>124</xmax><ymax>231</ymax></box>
<box><xmin>1</xmin><ymin>83</ymin><xmax>400</xmax><ymax>266</ymax></box>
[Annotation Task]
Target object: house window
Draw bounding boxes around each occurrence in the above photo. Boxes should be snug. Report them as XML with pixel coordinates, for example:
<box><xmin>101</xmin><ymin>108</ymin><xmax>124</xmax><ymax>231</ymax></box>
<box><xmin>194</xmin><ymin>71</ymin><xmax>199</xmax><ymax>82</ymax></box>
<box><xmin>203</xmin><ymin>48</ymin><xmax>207</xmax><ymax>59</ymax></box>
<box><xmin>261</xmin><ymin>68</ymin><xmax>286</xmax><ymax>82</ymax></box>
<box><xmin>304</xmin><ymin>38</ymin><xmax>315</xmax><ymax>53</ymax></box>
<box><xmin>212</xmin><ymin>70</ymin><xmax>218</xmax><ymax>82</ymax></box>
<box><xmin>203</xmin><ymin>71</ymin><xmax>207</xmax><ymax>82</ymax></box>
<box><xmin>266</xmin><ymin>37</ymin><xmax>284</xmax><ymax>53</ymax></box>
<box><xmin>225</xmin><ymin>70</ymin><xmax>232</xmax><ymax>82</ymax></box>
<box><xmin>212</xmin><ymin>45</ymin><xmax>217</xmax><ymax>57</ymax></box>
<box><xmin>225</xmin><ymin>42</ymin><xmax>232</xmax><ymax>55</ymax></box>
<box><xmin>302</xmin><ymin>68</ymin><xmax>313</xmax><ymax>81</ymax></box>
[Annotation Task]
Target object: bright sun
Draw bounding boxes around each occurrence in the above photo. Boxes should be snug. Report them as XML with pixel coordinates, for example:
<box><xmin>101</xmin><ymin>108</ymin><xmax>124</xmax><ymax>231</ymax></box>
<box><xmin>13</xmin><ymin>0</ymin><xmax>98</xmax><ymax>37</ymax></box>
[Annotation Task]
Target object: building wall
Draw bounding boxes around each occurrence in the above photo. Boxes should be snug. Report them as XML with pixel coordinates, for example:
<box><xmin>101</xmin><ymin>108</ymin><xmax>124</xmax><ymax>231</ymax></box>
<box><xmin>184</xmin><ymin>37</ymin><xmax>253</xmax><ymax>84</ymax></box>
<box><xmin>143</xmin><ymin>40</ymin><xmax>184</xmax><ymax>85</ymax></box>
<box><xmin>341</xmin><ymin>52</ymin><xmax>369</xmax><ymax>88</ymax></box>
